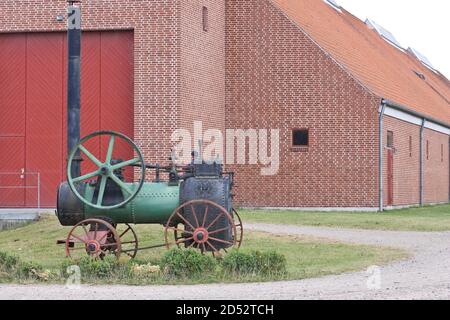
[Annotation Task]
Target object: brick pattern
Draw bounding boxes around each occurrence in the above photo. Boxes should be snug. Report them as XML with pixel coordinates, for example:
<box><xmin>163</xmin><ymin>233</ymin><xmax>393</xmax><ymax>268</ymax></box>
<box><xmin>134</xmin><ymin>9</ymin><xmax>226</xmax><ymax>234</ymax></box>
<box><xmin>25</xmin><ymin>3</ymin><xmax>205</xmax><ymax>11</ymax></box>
<box><xmin>383</xmin><ymin>116</ymin><xmax>420</xmax><ymax>206</ymax></box>
<box><xmin>1</xmin><ymin>0</ymin><xmax>448</xmax><ymax>208</ymax></box>
<box><xmin>0</xmin><ymin>0</ymin><xmax>181</xmax><ymax>165</ymax></box>
<box><xmin>424</xmin><ymin>128</ymin><xmax>449</xmax><ymax>204</ymax></box>
<box><xmin>225</xmin><ymin>0</ymin><xmax>380</xmax><ymax>207</ymax></box>
<box><xmin>383</xmin><ymin>116</ymin><xmax>449</xmax><ymax>206</ymax></box>
<box><xmin>179</xmin><ymin>0</ymin><xmax>226</xmax><ymax>155</ymax></box>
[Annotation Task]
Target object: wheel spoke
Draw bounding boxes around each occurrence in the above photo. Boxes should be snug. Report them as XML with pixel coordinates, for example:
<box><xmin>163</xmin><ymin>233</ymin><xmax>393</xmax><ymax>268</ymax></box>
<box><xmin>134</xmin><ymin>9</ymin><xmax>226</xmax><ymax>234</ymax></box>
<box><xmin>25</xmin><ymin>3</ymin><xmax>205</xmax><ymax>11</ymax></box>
<box><xmin>101</xmin><ymin>242</ymin><xmax>119</xmax><ymax>248</ymax></box>
<box><xmin>208</xmin><ymin>236</ymin><xmax>234</xmax><ymax>246</ymax></box>
<box><xmin>201</xmin><ymin>206</ymin><xmax>209</xmax><ymax>227</ymax></box>
<box><xmin>168</xmin><ymin>226</ymin><xmax>193</xmax><ymax>234</ymax></box>
<box><xmin>191</xmin><ymin>205</ymin><xmax>200</xmax><ymax>227</ymax></box>
<box><xmin>79</xmin><ymin>145</ymin><xmax>103</xmax><ymax>167</ymax></box>
<box><xmin>96</xmin><ymin>175</ymin><xmax>108</xmax><ymax>206</ymax></box>
<box><xmin>176</xmin><ymin>236</ymin><xmax>194</xmax><ymax>244</ymax></box>
<box><xmin>208</xmin><ymin>226</ymin><xmax>231</xmax><ymax>235</ymax></box>
<box><xmin>206</xmin><ymin>240</ymin><xmax>218</xmax><ymax>252</ymax></box>
<box><xmin>187</xmin><ymin>241</ymin><xmax>196</xmax><ymax>249</ymax></box>
<box><xmin>93</xmin><ymin>223</ymin><xmax>98</xmax><ymax>240</ymax></box>
<box><xmin>105</xmin><ymin>135</ymin><xmax>115</xmax><ymax>164</ymax></box>
<box><xmin>119</xmin><ymin>226</ymin><xmax>131</xmax><ymax>238</ymax></box>
<box><xmin>205</xmin><ymin>212</ymin><xmax>225</xmax><ymax>230</ymax></box>
<box><xmin>120</xmin><ymin>241</ymin><xmax>137</xmax><ymax>245</ymax></box>
<box><xmin>72</xmin><ymin>170</ymin><xmax>100</xmax><ymax>183</ymax></box>
<box><xmin>109</xmin><ymin>173</ymin><xmax>133</xmax><ymax>195</ymax></box>
<box><xmin>176</xmin><ymin>212</ymin><xmax>196</xmax><ymax>231</ymax></box>
<box><xmin>70</xmin><ymin>233</ymin><xmax>86</xmax><ymax>244</ymax></box>
<box><xmin>110</xmin><ymin>158</ymin><xmax>140</xmax><ymax>170</ymax></box>
<box><xmin>81</xmin><ymin>225</ymin><xmax>90</xmax><ymax>239</ymax></box>
<box><xmin>97</xmin><ymin>232</ymin><xmax>109</xmax><ymax>243</ymax></box>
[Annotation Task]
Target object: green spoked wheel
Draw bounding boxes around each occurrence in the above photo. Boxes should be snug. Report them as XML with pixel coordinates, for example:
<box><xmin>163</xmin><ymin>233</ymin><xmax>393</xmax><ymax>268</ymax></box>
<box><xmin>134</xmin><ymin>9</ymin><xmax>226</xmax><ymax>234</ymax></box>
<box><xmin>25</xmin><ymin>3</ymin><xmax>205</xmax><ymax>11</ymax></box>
<box><xmin>67</xmin><ymin>131</ymin><xmax>145</xmax><ymax>210</ymax></box>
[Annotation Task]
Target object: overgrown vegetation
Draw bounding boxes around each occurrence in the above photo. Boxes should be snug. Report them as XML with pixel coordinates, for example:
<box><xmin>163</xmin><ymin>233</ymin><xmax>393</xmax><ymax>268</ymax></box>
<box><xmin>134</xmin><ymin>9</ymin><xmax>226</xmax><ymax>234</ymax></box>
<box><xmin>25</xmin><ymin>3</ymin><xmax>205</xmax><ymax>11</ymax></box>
<box><xmin>222</xmin><ymin>250</ymin><xmax>287</xmax><ymax>277</ymax></box>
<box><xmin>161</xmin><ymin>249</ymin><xmax>218</xmax><ymax>278</ymax></box>
<box><xmin>0</xmin><ymin>215</ymin><xmax>408</xmax><ymax>285</ymax></box>
<box><xmin>0</xmin><ymin>251</ymin><xmax>54</xmax><ymax>282</ymax></box>
<box><xmin>241</xmin><ymin>204</ymin><xmax>450</xmax><ymax>231</ymax></box>
<box><xmin>54</xmin><ymin>249</ymin><xmax>288</xmax><ymax>284</ymax></box>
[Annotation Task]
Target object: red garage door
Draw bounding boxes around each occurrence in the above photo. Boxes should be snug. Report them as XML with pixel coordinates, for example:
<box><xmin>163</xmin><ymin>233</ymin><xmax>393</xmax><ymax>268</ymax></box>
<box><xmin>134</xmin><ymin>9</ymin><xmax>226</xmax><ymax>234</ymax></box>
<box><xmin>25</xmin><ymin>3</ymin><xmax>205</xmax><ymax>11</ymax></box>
<box><xmin>0</xmin><ymin>31</ymin><xmax>134</xmax><ymax>208</ymax></box>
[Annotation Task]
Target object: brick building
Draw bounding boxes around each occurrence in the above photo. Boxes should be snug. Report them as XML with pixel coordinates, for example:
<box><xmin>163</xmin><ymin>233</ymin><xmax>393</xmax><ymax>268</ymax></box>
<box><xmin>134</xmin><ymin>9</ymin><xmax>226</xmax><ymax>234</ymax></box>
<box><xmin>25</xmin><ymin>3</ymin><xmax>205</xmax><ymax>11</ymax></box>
<box><xmin>0</xmin><ymin>0</ymin><xmax>449</xmax><ymax>210</ymax></box>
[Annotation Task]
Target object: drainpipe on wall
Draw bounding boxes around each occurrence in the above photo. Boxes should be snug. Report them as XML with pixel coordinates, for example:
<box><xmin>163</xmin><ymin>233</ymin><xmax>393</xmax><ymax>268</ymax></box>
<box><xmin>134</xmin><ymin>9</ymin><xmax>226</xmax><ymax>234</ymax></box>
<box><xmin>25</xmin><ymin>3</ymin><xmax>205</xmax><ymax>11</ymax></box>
<box><xmin>378</xmin><ymin>99</ymin><xmax>387</xmax><ymax>212</ymax></box>
<box><xmin>420</xmin><ymin>118</ymin><xmax>426</xmax><ymax>206</ymax></box>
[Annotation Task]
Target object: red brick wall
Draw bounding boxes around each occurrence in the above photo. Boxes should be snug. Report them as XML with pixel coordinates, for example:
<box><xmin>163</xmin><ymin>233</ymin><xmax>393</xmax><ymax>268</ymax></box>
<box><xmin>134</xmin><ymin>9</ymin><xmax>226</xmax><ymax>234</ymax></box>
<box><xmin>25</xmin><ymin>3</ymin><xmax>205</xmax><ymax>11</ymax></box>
<box><xmin>383</xmin><ymin>116</ymin><xmax>449</xmax><ymax>206</ymax></box>
<box><xmin>180</xmin><ymin>0</ymin><xmax>225</xmax><ymax>138</ymax></box>
<box><xmin>0</xmin><ymin>0</ymin><xmax>181</xmax><ymax>165</ymax></box>
<box><xmin>424</xmin><ymin>128</ymin><xmax>449</xmax><ymax>204</ymax></box>
<box><xmin>383</xmin><ymin>116</ymin><xmax>420</xmax><ymax>206</ymax></box>
<box><xmin>225</xmin><ymin>0</ymin><xmax>380</xmax><ymax>207</ymax></box>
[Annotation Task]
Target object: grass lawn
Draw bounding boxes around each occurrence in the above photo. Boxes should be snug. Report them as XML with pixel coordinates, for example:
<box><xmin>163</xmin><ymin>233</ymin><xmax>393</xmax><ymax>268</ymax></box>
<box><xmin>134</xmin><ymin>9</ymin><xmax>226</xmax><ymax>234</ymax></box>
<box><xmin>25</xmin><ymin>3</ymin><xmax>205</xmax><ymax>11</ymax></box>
<box><xmin>0</xmin><ymin>215</ymin><xmax>407</xmax><ymax>284</ymax></box>
<box><xmin>240</xmin><ymin>204</ymin><xmax>450</xmax><ymax>232</ymax></box>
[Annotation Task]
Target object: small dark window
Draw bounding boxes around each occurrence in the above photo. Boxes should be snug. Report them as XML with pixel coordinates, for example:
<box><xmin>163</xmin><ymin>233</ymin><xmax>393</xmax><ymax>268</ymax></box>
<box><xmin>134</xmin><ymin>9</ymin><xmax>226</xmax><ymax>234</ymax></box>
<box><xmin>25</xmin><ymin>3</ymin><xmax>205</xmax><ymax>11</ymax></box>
<box><xmin>426</xmin><ymin>140</ymin><xmax>430</xmax><ymax>160</ymax></box>
<box><xmin>409</xmin><ymin>136</ymin><xmax>412</xmax><ymax>157</ymax></box>
<box><xmin>387</xmin><ymin>131</ymin><xmax>394</xmax><ymax>148</ymax></box>
<box><xmin>441</xmin><ymin>144</ymin><xmax>444</xmax><ymax>162</ymax></box>
<box><xmin>292</xmin><ymin>129</ymin><xmax>309</xmax><ymax>147</ymax></box>
<box><xmin>202</xmin><ymin>6</ymin><xmax>209</xmax><ymax>31</ymax></box>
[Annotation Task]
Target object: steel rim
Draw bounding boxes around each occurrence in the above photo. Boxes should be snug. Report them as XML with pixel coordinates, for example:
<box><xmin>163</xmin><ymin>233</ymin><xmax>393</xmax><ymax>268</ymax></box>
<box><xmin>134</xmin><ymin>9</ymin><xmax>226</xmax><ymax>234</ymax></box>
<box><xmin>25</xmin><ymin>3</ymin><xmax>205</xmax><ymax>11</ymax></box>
<box><xmin>67</xmin><ymin>130</ymin><xmax>145</xmax><ymax>210</ymax></box>
<box><xmin>116</xmin><ymin>223</ymin><xmax>139</xmax><ymax>259</ymax></box>
<box><xmin>164</xmin><ymin>200</ymin><xmax>237</xmax><ymax>254</ymax></box>
<box><xmin>232</xmin><ymin>208</ymin><xmax>244</xmax><ymax>248</ymax></box>
<box><xmin>65</xmin><ymin>218</ymin><xmax>122</xmax><ymax>260</ymax></box>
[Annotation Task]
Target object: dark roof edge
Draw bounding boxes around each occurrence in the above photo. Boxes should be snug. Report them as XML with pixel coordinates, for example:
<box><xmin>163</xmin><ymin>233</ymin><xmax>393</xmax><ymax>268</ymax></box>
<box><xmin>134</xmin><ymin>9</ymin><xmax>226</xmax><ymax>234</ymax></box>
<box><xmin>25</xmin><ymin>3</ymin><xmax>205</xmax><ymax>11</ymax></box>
<box><xmin>382</xmin><ymin>98</ymin><xmax>450</xmax><ymax>129</ymax></box>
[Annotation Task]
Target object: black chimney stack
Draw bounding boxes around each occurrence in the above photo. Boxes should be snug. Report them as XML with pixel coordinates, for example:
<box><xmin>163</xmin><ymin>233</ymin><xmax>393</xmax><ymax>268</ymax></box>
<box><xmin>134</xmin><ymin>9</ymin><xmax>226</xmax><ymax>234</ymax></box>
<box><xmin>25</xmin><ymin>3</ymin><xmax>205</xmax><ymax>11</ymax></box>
<box><xmin>67</xmin><ymin>1</ymin><xmax>81</xmax><ymax>177</ymax></box>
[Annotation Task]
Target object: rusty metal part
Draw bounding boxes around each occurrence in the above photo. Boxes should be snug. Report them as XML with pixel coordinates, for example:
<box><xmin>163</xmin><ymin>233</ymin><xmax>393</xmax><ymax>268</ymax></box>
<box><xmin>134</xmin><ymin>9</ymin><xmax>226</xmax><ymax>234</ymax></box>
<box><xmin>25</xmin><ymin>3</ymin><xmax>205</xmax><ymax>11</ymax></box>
<box><xmin>164</xmin><ymin>199</ymin><xmax>237</xmax><ymax>255</ymax></box>
<box><xmin>65</xmin><ymin>218</ymin><xmax>121</xmax><ymax>259</ymax></box>
<box><xmin>232</xmin><ymin>208</ymin><xmax>244</xmax><ymax>248</ymax></box>
<box><xmin>116</xmin><ymin>223</ymin><xmax>139</xmax><ymax>259</ymax></box>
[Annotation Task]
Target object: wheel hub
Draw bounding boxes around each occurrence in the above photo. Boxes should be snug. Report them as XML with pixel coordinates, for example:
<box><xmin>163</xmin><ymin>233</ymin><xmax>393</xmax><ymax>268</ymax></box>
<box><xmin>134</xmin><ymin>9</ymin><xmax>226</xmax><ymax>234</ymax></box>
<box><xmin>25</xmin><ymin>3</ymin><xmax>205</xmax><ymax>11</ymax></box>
<box><xmin>86</xmin><ymin>240</ymin><xmax>101</xmax><ymax>254</ymax></box>
<box><xmin>99</xmin><ymin>166</ymin><xmax>110</xmax><ymax>175</ymax></box>
<box><xmin>193</xmin><ymin>228</ymin><xmax>209</xmax><ymax>244</ymax></box>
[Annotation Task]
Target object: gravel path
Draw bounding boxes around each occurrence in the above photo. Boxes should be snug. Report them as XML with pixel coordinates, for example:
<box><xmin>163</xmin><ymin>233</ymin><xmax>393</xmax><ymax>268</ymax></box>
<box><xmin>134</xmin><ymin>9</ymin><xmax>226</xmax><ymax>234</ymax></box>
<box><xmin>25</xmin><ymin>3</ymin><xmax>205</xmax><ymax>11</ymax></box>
<box><xmin>1</xmin><ymin>223</ymin><xmax>450</xmax><ymax>300</ymax></box>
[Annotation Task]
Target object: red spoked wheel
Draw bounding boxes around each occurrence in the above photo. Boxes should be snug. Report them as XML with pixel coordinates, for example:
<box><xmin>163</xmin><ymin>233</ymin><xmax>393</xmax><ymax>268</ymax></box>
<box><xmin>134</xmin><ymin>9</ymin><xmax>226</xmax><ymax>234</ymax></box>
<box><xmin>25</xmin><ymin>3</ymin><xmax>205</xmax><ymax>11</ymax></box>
<box><xmin>164</xmin><ymin>200</ymin><xmax>237</xmax><ymax>255</ymax></box>
<box><xmin>65</xmin><ymin>218</ymin><xmax>121</xmax><ymax>260</ymax></box>
<box><xmin>232</xmin><ymin>208</ymin><xmax>244</xmax><ymax>248</ymax></box>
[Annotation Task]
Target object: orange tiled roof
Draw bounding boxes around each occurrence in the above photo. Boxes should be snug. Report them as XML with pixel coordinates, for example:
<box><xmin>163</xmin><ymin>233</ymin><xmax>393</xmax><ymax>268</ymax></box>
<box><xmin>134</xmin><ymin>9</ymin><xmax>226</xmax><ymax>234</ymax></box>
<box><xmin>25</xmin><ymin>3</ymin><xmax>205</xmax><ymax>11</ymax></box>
<box><xmin>271</xmin><ymin>0</ymin><xmax>450</xmax><ymax>123</ymax></box>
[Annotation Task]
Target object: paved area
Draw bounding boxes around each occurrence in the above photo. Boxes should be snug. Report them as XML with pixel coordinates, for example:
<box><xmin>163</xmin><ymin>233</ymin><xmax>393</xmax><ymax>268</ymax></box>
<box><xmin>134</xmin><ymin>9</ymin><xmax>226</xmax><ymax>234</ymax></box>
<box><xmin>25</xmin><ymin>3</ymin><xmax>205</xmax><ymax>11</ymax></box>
<box><xmin>1</xmin><ymin>223</ymin><xmax>450</xmax><ymax>300</ymax></box>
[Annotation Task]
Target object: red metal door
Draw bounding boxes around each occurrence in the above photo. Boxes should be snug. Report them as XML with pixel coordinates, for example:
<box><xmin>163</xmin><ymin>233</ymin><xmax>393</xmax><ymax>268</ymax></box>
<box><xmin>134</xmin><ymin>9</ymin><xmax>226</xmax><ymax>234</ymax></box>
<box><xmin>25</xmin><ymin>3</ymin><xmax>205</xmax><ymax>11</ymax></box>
<box><xmin>0</xmin><ymin>34</ymin><xmax>26</xmax><ymax>207</ymax></box>
<box><xmin>0</xmin><ymin>31</ymin><xmax>133</xmax><ymax>208</ymax></box>
<box><xmin>387</xmin><ymin>149</ymin><xmax>394</xmax><ymax>206</ymax></box>
<box><xmin>26</xmin><ymin>33</ymin><xmax>64</xmax><ymax>207</ymax></box>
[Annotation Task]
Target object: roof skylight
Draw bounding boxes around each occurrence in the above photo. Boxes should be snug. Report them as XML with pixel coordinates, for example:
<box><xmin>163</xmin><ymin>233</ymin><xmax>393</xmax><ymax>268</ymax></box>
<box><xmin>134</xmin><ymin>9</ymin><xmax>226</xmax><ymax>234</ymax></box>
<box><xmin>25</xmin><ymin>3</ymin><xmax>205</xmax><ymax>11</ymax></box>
<box><xmin>408</xmin><ymin>47</ymin><xmax>437</xmax><ymax>72</ymax></box>
<box><xmin>324</xmin><ymin>0</ymin><xmax>342</xmax><ymax>13</ymax></box>
<box><xmin>365</xmin><ymin>19</ymin><xmax>404</xmax><ymax>50</ymax></box>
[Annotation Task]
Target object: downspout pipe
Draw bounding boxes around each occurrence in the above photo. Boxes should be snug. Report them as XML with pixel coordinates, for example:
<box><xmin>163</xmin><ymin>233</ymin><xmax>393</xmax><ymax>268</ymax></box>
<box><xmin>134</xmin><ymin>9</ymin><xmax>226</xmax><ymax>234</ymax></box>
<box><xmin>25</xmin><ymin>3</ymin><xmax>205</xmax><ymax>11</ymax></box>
<box><xmin>378</xmin><ymin>100</ymin><xmax>387</xmax><ymax>212</ymax></box>
<box><xmin>420</xmin><ymin>118</ymin><xmax>426</xmax><ymax>206</ymax></box>
<box><xmin>67</xmin><ymin>1</ymin><xmax>82</xmax><ymax>178</ymax></box>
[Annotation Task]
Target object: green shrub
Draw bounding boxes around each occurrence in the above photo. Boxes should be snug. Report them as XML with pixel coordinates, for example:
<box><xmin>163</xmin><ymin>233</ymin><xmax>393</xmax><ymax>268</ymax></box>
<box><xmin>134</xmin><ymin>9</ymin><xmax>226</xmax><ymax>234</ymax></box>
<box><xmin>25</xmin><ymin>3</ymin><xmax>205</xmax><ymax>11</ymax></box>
<box><xmin>0</xmin><ymin>250</ymin><xmax>46</xmax><ymax>281</ymax></box>
<box><xmin>0</xmin><ymin>251</ymin><xmax>19</xmax><ymax>271</ymax></box>
<box><xmin>72</xmin><ymin>256</ymin><xmax>116</xmax><ymax>278</ymax></box>
<box><xmin>161</xmin><ymin>248</ymin><xmax>217</xmax><ymax>278</ymax></box>
<box><xmin>222</xmin><ymin>250</ymin><xmax>287</xmax><ymax>276</ymax></box>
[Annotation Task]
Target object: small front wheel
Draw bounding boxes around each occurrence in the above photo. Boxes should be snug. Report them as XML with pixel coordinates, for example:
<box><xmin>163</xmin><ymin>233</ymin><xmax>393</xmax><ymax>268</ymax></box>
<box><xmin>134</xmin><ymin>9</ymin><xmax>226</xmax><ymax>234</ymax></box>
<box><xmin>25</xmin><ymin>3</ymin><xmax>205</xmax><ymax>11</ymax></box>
<box><xmin>65</xmin><ymin>218</ymin><xmax>122</xmax><ymax>260</ymax></box>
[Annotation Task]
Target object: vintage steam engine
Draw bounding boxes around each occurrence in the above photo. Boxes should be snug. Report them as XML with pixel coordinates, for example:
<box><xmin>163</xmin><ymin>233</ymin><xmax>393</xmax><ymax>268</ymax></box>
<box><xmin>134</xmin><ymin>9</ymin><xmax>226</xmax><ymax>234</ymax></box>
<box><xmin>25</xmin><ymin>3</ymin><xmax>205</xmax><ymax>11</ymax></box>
<box><xmin>56</xmin><ymin>2</ymin><xmax>242</xmax><ymax>259</ymax></box>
